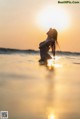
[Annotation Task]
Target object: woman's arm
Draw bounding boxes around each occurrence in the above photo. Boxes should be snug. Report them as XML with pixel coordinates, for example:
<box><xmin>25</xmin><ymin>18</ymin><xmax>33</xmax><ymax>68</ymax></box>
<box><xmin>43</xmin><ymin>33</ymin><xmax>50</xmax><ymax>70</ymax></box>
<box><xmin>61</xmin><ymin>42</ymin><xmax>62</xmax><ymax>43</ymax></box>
<box><xmin>52</xmin><ymin>43</ymin><xmax>55</xmax><ymax>57</ymax></box>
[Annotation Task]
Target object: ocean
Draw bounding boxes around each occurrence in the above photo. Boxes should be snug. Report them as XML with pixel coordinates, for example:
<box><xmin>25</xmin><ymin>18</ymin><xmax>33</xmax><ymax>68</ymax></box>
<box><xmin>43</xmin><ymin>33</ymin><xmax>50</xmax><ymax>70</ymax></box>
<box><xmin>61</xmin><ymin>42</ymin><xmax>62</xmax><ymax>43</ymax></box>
<box><xmin>0</xmin><ymin>48</ymin><xmax>80</xmax><ymax>119</ymax></box>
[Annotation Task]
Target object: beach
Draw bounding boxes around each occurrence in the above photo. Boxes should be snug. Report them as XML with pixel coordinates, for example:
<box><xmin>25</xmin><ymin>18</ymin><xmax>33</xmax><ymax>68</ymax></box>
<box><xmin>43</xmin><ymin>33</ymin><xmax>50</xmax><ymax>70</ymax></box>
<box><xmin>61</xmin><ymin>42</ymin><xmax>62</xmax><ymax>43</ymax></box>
<box><xmin>0</xmin><ymin>51</ymin><xmax>80</xmax><ymax>119</ymax></box>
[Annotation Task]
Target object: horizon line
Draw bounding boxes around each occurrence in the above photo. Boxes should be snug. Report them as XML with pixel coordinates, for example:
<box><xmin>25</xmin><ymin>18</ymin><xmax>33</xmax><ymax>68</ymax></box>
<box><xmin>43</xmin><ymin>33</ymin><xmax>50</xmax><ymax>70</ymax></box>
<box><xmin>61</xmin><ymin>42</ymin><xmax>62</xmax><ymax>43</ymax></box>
<box><xmin>0</xmin><ymin>47</ymin><xmax>80</xmax><ymax>53</ymax></box>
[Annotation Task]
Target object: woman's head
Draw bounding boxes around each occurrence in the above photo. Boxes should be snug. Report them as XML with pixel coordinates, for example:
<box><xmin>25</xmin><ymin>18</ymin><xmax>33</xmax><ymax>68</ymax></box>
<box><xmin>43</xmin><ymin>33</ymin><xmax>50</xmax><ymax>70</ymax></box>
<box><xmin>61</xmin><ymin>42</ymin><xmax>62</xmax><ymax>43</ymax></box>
<box><xmin>47</xmin><ymin>28</ymin><xmax>58</xmax><ymax>40</ymax></box>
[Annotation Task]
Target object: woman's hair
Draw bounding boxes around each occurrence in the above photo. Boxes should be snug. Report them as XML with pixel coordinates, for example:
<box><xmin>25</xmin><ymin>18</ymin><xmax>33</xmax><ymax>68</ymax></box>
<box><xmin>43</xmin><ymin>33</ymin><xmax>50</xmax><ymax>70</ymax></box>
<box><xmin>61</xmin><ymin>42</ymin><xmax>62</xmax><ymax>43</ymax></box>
<box><xmin>52</xmin><ymin>29</ymin><xmax>58</xmax><ymax>40</ymax></box>
<box><xmin>47</xmin><ymin>28</ymin><xmax>58</xmax><ymax>40</ymax></box>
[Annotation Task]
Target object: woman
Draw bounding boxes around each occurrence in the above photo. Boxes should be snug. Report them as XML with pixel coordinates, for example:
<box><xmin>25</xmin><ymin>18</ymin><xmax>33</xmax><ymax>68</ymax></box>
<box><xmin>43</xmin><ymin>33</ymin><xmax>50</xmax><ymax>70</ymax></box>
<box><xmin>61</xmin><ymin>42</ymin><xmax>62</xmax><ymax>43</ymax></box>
<box><xmin>39</xmin><ymin>28</ymin><xmax>58</xmax><ymax>62</ymax></box>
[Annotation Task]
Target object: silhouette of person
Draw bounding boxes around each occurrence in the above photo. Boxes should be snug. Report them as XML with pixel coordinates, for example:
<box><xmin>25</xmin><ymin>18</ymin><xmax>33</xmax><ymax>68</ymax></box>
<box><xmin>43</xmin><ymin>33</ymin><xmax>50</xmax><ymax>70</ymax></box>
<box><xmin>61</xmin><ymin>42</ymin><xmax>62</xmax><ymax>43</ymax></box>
<box><xmin>39</xmin><ymin>28</ymin><xmax>58</xmax><ymax>62</ymax></box>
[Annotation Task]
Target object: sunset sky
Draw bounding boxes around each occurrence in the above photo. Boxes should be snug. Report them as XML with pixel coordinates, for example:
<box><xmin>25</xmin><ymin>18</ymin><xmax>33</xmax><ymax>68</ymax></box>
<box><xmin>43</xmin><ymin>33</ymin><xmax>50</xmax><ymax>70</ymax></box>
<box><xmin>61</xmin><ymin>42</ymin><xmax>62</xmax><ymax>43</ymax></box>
<box><xmin>0</xmin><ymin>0</ymin><xmax>80</xmax><ymax>52</ymax></box>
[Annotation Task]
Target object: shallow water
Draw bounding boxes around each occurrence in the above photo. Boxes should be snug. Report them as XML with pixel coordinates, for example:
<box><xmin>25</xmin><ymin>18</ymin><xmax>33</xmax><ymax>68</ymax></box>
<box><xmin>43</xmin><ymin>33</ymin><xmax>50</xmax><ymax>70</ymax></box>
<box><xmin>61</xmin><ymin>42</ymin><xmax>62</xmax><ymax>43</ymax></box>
<box><xmin>0</xmin><ymin>53</ymin><xmax>80</xmax><ymax>119</ymax></box>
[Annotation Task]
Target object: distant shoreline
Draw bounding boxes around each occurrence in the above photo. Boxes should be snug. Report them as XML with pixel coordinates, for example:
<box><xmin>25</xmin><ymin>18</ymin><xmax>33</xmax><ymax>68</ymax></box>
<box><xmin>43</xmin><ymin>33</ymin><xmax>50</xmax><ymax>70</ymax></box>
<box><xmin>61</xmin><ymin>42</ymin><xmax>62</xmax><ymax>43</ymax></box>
<box><xmin>0</xmin><ymin>47</ymin><xmax>80</xmax><ymax>55</ymax></box>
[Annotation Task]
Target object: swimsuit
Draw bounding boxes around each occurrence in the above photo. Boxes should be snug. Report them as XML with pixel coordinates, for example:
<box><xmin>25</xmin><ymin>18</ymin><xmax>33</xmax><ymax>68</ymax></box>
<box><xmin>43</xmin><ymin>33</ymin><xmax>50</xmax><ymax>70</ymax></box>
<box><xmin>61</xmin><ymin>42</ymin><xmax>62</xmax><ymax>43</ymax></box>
<box><xmin>39</xmin><ymin>38</ymin><xmax>55</xmax><ymax>61</ymax></box>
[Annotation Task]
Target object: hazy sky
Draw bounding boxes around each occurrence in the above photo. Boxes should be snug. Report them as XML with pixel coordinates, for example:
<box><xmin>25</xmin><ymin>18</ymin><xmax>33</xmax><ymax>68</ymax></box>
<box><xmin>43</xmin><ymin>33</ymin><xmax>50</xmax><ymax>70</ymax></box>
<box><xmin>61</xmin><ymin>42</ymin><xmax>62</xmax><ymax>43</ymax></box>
<box><xmin>0</xmin><ymin>0</ymin><xmax>80</xmax><ymax>52</ymax></box>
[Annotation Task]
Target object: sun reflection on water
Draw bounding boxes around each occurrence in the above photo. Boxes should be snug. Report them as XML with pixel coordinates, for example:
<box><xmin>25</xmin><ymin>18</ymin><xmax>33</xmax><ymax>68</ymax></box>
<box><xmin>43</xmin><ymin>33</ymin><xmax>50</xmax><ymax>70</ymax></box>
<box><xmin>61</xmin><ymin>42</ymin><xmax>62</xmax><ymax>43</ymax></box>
<box><xmin>47</xmin><ymin>58</ymin><xmax>62</xmax><ymax>69</ymax></box>
<box><xmin>48</xmin><ymin>113</ymin><xmax>55</xmax><ymax>119</ymax></box>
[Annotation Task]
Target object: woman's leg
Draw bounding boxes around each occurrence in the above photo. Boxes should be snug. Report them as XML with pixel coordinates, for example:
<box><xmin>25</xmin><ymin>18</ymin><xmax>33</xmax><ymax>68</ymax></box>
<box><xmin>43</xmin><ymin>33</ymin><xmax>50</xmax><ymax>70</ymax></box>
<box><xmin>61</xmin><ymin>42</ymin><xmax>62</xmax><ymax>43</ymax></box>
<box><xmin>46</xmin><ymin>53</ymin><xmax>52</xmax><ymax>60</ymax></box>
<box><xmin>39</xmin><ymin>47</ymin><xmax>52</xmax><ymax>62</ymax></box>
<box><xmin>39</xmin><ymin>48</ymin><xmax>47</xmax><ymax>61</ymax></box>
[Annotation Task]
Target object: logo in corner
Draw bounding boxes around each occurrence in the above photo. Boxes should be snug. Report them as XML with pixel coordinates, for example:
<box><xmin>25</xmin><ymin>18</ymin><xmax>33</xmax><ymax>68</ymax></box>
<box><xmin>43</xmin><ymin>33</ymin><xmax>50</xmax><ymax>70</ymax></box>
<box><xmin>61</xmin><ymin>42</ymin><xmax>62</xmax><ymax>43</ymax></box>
<box><xmin>0</xmin><ymin>111</ymin><xmax>8</xmax><ymax>119</ymax></box>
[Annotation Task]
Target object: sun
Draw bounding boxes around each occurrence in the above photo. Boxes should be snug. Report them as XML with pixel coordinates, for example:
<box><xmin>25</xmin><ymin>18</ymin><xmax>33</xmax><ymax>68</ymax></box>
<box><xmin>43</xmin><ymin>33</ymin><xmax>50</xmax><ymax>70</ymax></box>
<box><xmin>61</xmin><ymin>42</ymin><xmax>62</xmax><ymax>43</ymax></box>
<box><xmin>36</xmin><ymin>5</ymin><xmax>71</xmax><ymax>31</ymax></box>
